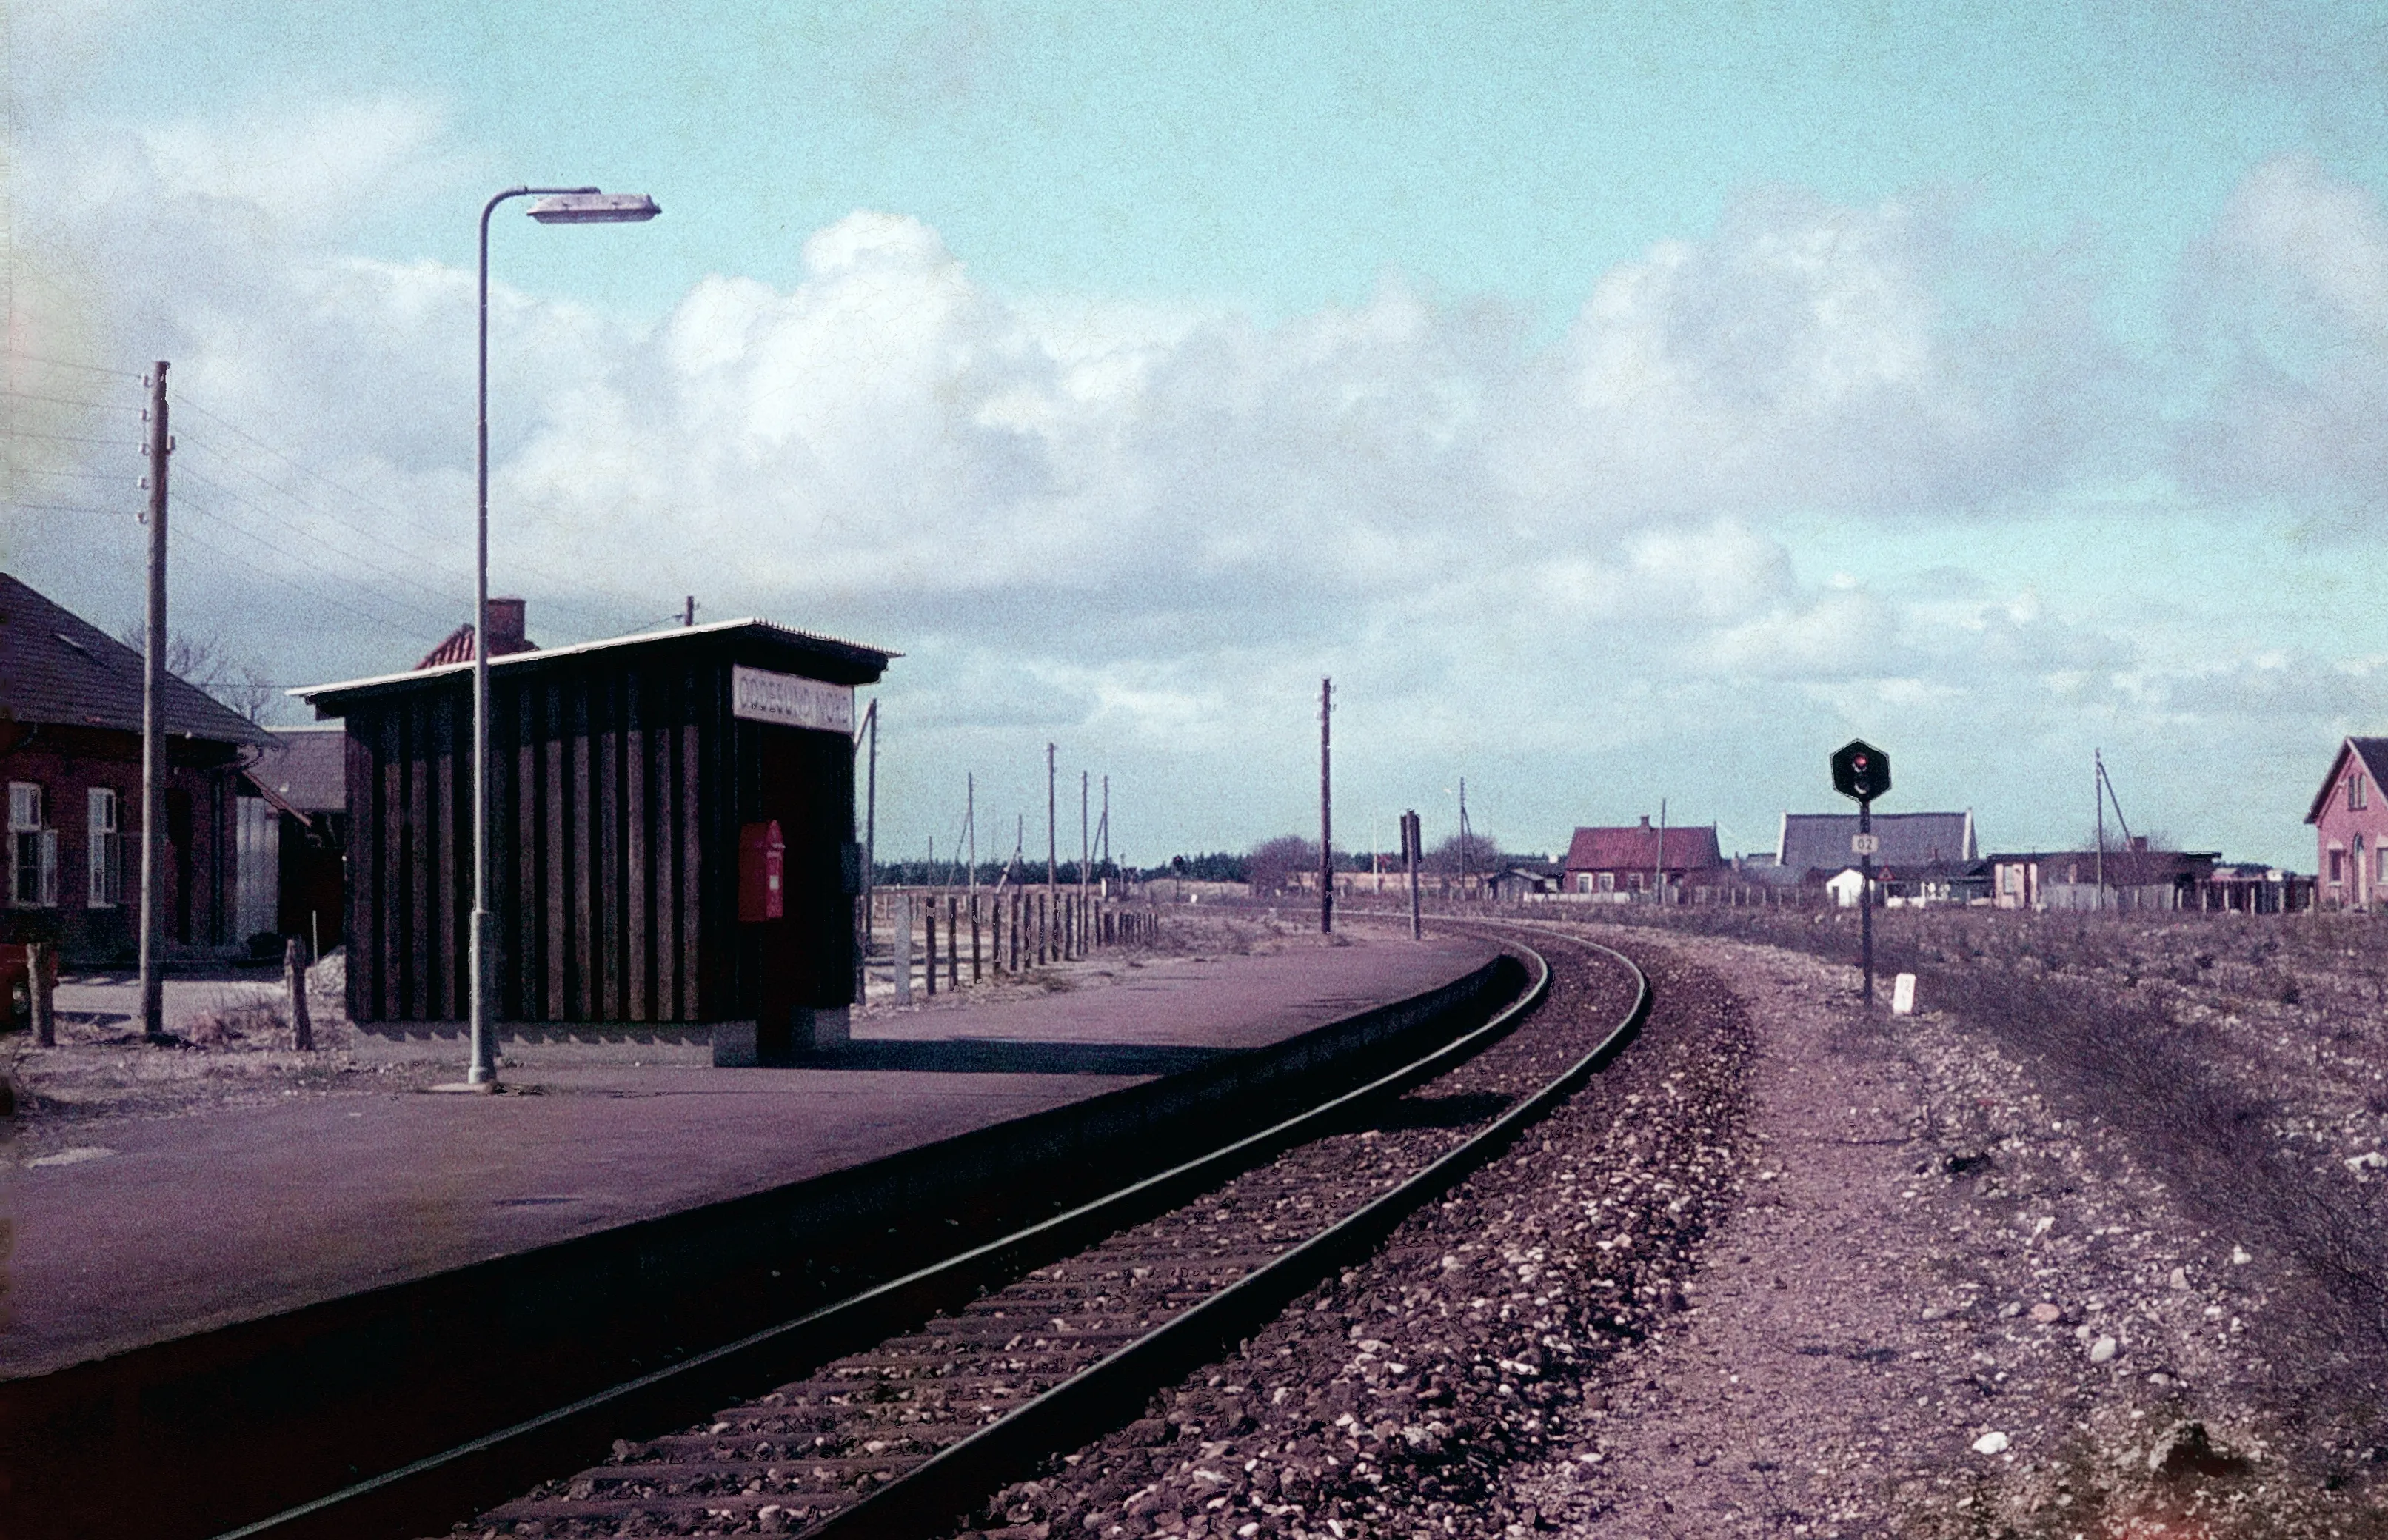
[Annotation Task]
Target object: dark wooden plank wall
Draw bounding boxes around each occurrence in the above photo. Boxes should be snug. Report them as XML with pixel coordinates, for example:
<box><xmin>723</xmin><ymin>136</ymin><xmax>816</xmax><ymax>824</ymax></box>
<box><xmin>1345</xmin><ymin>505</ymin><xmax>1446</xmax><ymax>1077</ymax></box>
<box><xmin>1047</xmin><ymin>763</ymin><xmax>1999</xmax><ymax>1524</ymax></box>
<box><xmin>341</xmin><ymin>649</ymin><xmax>865</xmax><ymax>1025</ymax></box>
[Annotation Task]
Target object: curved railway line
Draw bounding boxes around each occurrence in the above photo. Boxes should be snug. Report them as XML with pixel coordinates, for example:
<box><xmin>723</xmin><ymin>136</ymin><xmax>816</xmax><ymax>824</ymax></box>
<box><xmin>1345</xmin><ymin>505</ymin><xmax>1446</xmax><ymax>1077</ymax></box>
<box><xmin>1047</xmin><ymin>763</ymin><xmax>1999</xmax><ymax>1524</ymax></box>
<box><xmin>220</xmin><ymin>923</ymin><xmax>1677</xmax><ymax>1540</ymax></box>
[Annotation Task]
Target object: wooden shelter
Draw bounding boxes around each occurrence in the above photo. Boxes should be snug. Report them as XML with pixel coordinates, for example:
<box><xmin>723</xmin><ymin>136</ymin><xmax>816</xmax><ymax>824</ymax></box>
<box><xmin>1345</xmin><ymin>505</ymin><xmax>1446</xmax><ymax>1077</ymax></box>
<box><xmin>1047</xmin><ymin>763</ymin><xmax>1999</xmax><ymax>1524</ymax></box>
<box><xmin>297</xmin><ymin>618</ymin><xmax>894</xmax><ymax>1063</ymax></box>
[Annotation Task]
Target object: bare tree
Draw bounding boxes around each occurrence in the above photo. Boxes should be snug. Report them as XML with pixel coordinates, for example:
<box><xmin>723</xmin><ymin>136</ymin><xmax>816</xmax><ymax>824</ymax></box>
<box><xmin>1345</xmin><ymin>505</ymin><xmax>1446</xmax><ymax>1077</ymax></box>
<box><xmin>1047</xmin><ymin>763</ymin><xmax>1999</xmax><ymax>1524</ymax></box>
<box><xmin>1428</xmin><ymin>830</ymin><xmax>1501</xmax><ymax>876</ymax></box>
<box><xmin>117</xmin><ymin>623</ymin><xmax>278</xmax><ymax>724</ymax></box>
<box><xmin>1245</xmin><ymin>834</ymin><xmax>1319</xmax><ymax>894</ymax></box>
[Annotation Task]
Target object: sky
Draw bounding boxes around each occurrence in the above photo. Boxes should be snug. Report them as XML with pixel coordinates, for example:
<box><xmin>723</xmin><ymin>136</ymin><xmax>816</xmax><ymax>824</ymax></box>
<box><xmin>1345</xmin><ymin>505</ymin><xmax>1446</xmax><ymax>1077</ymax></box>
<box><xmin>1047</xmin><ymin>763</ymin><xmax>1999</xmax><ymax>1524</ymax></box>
<box><xmin>8</xmin><ymin>1</ymin><xmax>2388</xmax><ymax>870</ymax></box>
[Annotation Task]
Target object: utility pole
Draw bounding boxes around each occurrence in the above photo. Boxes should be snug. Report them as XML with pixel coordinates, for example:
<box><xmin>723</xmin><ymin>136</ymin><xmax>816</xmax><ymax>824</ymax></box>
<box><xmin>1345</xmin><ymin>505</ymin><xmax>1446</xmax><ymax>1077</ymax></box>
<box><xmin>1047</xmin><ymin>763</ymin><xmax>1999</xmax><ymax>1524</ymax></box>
<box><xmin>1319</xmin><ymin>677</ymin><xmax>1333</xmax><ymax>934</ymax></box>
<box><xmin>2093</xmin><ymin>749</ymin><xmax>2106</xmax><ymax>911</ymax></box>
<box><xmin>1457</xmin><ymin>777</ymin><xmax>1471</xmax><ymax>903</ymax></box>
<box><xmin>966</xmin><ymin>773</ymin><xmax>976</xmax><ymax>898</ymax></box>
<box><xmin>1079</xmin><ymin>770</ymin><xmax>1091</xmax><ymax>951</ymax></box>
<box><xmin>1100</xmin><ymin>774</ymin><xmax>1111</xmax><ymax>884</ymax></box>
<box><xmin>1653</xmin><ymin>797</ymin><xmax>1667</xmax><ymax>906</ymax></box>
<box><xmin>1403</xmin><ymin>809</ymin><xmax>1422</xmax><ymax>940</ymax></box>
<box><xmin>858</xmin><ymin>699</ymin><xmax>878</xmax><ymax>1002</ymax></box>
<box><xmin>1046</xmin><ymin>742</ymin><xmax>1058</xmax><ymax>920</ymax></box>
<box><xmin>138</xmin><ymin>361</ymin><xmax>170</xmax><ymax>1044</ymax></box>
<box><xmin>682</xmin><ymin>595</ymin><xmax>696</xmax><ymax>627</ymax></box>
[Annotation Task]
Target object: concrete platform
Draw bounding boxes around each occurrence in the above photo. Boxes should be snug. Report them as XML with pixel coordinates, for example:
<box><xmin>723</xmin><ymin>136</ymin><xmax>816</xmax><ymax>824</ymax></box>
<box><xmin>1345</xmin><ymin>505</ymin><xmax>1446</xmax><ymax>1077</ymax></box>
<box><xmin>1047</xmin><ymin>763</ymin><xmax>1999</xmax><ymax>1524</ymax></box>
<box><xmin>2</xmin><ymin>933</ymin><xmax>1494</xmax><ymax>1382</ymax></box>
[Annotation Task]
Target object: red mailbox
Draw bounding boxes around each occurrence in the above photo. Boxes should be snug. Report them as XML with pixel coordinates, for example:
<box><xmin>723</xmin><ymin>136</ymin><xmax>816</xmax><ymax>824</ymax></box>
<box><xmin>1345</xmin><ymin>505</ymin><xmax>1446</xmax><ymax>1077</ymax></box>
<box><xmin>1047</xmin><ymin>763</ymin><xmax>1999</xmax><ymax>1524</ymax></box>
<box><xmin>738</xmin><ymin>820</ymin><xmax>785</xmax><ymax>921</ymax></box>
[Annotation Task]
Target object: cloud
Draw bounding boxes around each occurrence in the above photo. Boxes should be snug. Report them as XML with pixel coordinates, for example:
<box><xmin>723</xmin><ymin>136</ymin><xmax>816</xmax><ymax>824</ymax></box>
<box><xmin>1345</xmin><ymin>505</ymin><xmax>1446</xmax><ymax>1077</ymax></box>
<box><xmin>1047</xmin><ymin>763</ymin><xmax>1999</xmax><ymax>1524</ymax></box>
<box><xmin>2179</xmin><ymin>155</ymin><xmax>2388</xmax><ymax>520</ymax></box>
<box><xmin>9</xmin><ymin>95</ymin><xmax>2364</xmax><ymax>864</ymax></box>
<box><xmin>1505</xmin><ymin>187</ymin><xmax>2124</xmax><ymax>521</ymax></box>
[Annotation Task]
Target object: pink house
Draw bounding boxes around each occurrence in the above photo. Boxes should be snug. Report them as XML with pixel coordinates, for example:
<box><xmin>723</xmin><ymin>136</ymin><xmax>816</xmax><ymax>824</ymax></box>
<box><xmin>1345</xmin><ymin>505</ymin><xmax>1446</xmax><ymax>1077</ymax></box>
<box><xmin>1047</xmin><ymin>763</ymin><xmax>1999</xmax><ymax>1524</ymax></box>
<box><xmin>2305</xmin><ymin>737</ymin><xmax>2388</xmax><ymax>909</ymax></box>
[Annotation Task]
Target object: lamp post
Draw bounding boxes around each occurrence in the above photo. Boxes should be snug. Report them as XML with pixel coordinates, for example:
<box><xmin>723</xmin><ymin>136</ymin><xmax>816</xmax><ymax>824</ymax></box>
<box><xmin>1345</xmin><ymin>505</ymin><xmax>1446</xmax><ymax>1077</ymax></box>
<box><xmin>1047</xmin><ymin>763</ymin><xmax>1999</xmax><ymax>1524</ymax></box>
<box><xmin>469</xmin><ymin>185</ymin><xmax>660</xmax><ymax>1088</ymax></box>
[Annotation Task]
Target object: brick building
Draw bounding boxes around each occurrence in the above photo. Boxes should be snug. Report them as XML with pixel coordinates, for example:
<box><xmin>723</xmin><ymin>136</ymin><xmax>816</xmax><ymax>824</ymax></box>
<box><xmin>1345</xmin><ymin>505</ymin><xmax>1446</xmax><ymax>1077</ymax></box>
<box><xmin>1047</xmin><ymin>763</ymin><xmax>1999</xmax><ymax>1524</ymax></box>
<box><xmin>2306</xmin><ymin>736</ymin><xmax>2388</xmax><ymax>910</ymax></box>
<box><xmin>0</xmin><ymin>574</ymin><xmax>272</xmax><ymax>961</ymax></box>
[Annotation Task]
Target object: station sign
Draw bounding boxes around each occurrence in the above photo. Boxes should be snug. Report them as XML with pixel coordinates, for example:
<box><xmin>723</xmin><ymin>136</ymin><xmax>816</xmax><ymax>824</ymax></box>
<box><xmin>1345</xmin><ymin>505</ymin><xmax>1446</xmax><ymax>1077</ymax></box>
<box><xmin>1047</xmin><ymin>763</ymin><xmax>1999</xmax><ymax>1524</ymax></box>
<box><xmin>732</xmin><ymin>666</ymin><xmax>855</xmax><ymax>735</ymax></box>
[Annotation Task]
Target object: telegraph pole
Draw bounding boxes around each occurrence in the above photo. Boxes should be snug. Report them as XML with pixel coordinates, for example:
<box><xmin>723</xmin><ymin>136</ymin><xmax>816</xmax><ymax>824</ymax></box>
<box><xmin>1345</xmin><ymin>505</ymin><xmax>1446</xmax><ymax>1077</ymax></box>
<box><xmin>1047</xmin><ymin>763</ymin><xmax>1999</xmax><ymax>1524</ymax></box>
<box><xmin>1080</xmin><ymin>769</ymin><xmax>1091</xmax><ymax>952</ymax></box>
<box><xmin>1046</xmin><ymin>742</ymin><xmax>1058</xmax><ymax>913</ymax></box>
<box><xmin>1458</xmin><ymin>777</ymin><xmax>1471</xmax><ymax>903</ymax></box>
<box><xmin>2093</xmin><ymin>749</ymin><xmax>2107</xmax><ymax>911</ymax></box>
<box><xmin>1319</xmin><ymin>677</ymin><xmax>1333</xmax><ymax>934</ymax></box>
<box><xmin>138</xmin><ymin>361</ymin><xmax>170</xmax><ymax>1044</ymax></box>
<box><xmin>1403</xmin><ymin>809</ymin><xmax>1422</xmax><ymax>940</ymax></box>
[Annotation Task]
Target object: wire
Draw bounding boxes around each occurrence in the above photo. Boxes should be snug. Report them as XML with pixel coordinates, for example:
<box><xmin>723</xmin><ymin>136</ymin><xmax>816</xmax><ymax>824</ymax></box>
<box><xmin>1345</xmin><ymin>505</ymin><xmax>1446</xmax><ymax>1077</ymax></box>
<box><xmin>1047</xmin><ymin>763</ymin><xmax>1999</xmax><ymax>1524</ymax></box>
<box><xmin>4</xmin><ymin>499</ymin><xmax>126</xmax><ymax>517</ymax></box>
<box><xmin>5</xmin><ymin>428</ymin><xmax>145</xmax><ymax>448</ymax></box>
<box><xmin>1</xmin><ymin>352</ymin><xmax>142</xmax><ymax>381</ymax></box>
<box><xmin>7</xmin><ymin>466</ymin><xmax>141</xmax><ymax>483</ymax></box>
<box><xmin>169</xmin><ymin>485</ymin><xmax>459</xmax><ymax>637</ymax></box>
<box><xmin>170</xmin><ymin>518</ymin><xmax>434</xmax><ymax>649</ymax></box>
<box><xmin>0</xmin><ymin>389</ymin><xmax>141</xmax><ymax>413</ymax></box>
<box><xmin>172</xmin><ymin>398</ymin><xmax>624</xmax><ymax>637</ymax></box>
<box><xmin>174</xmin><ymin>459</ymin><xmax>469</xmax><ymax>610</ymax></box>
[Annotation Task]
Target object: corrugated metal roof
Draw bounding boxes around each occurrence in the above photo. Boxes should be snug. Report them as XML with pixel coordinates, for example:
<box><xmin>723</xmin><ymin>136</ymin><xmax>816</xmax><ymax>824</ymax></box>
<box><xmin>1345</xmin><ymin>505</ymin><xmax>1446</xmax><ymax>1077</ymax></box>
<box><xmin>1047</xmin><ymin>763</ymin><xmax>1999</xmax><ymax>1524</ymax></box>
<box><xmin>252</xmin><ymin>726</ymin><xmax>345</xmax><ymax>812</ymax></box>
<box><xmin>1779</xmin><ymin>811</ymin><xmax>1976</xmax><ymax>876</ymax></box>
<box><xmin>292</xmin><ymin>615</ymin><xmax>900</xmax><ymax>709</ymax></box>
<box><xmin>0</xmin><ymin>572</ymin><xmax>272</xmax><ymax>745</ymax></box>
<box><xmin>1563</xmin><ymin>823</ymin><xmax>1723</xmax><ymax>871</ymax></box>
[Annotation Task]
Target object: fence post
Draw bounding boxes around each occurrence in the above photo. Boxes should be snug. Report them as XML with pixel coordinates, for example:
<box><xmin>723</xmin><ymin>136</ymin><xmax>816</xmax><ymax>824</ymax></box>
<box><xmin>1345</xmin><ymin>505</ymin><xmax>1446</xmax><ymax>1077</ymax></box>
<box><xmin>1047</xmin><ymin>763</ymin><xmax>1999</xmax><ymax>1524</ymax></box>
<box><xmin>971</xmin><ymin>894</ymin><xmax>983</xmax><ymax>981</ymax></box>
<box><xmin>925</xmin><ymin>907</ymin><xmax>938</xmax><ymax>997</ymax></box>
<box><xmin>894</xmin><ymin>894</ymin><xmax>914</xmax><ymax>1005</ymax></box>
<box><xmin>285</xmin><ymin>937</ymin><xmax>312</xmax><ymax>1051</ymax></box>
<box><xmin>946</xmin><ymin>895</ymin><xmax>959</xmax><ymax>990</ymax></box>
<box><xmin>28</xmin><ymin>941</ymin><xmax>55</xmax><ymax>1048</ymax></box>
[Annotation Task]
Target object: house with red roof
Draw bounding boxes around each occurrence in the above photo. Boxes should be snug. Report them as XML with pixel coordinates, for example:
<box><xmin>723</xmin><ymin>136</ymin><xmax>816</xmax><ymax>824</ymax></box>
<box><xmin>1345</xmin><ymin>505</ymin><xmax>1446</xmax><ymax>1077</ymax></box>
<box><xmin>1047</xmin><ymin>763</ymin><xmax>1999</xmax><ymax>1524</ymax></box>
<box><xmin>1561</xmin><ymin>817</ymin><xmax>1722</xmax><ymax>898</ymax></box>
<box><xmin>2306</xmin><ymin>736</ymin><xmax>2388</xmax><ymax>910</ymax></box>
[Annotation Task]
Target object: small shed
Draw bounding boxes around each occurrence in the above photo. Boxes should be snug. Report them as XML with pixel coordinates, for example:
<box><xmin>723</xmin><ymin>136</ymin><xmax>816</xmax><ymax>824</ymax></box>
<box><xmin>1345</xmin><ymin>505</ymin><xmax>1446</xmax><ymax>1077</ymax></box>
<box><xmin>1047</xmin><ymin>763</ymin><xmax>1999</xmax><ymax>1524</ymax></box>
<box><xmin>296</xmin><ymin>618</ymin><xmax>894</xmax><ymax>1063</ymax></box>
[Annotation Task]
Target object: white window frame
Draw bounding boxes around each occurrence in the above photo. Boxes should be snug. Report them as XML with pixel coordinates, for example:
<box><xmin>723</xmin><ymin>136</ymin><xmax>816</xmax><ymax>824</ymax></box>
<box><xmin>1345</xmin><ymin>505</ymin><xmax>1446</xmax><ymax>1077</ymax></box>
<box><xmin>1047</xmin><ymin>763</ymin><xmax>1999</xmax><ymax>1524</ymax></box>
<box><xmin>10</xmin><ymin>782</ymin><xmax>57</xmax><ymax>908</ymax></box>
<box><xmin>87</xmin><ymin>787</ymin><xmax>122</xmax><ymax>908</ymax></box>
<box><xmin>2354</xmin><ymin>772</ymin><xmax>2370</xmax><ymax>812</ymax></box>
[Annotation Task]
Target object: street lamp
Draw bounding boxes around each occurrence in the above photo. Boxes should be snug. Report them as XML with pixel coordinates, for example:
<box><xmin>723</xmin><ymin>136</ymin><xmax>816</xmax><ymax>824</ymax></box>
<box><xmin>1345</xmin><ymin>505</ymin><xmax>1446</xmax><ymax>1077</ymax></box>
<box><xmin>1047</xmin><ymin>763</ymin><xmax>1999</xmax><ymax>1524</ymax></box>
<box><xmin>469</xmin><ymin>184</ymin><xmax>660</xmax><ymax>1088</ymax></box>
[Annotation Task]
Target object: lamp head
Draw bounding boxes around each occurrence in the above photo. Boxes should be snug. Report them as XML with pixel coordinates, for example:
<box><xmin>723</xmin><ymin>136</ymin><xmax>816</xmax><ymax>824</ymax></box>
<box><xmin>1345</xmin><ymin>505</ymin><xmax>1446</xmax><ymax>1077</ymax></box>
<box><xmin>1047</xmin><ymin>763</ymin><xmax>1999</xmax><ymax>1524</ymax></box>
<box><xmin>527</xmin><ymin>192</ymin><xmax>661</xmax><ymax>224</ymax></box>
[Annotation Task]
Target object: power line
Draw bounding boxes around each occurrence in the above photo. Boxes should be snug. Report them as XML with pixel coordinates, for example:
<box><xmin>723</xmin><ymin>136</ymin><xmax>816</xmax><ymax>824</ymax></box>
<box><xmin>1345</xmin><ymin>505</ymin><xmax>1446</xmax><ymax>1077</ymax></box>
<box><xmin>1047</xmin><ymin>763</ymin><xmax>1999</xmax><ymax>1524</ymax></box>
<box><xmin>1</xmin><ymin>351</ymin><xmax>142</xmax><ymax>381</ymax></box>
<box><xmin>5</xmin><ymin>499</ymin><xmax>126</xmax><ymax>517</ymax></box>
<box><xmin>6</xmin><ymin>427</ymin><xmax>145</xmax><ymax>448</ymax></box>
<box><xmin>170</xmin><ymin>517</ymin><xmax>435</xmax><ymax>649</ymax></box>
<box><xmin>0</xmin><ymin>388</ymin><xmax>141</xmax><ymax>412</ymax></box>
<box><xmin>170</xmin><ymin>486</ymin><xmax>458</xmax><ymax>637</ymax></box>
<box><xmin>173</xmin><ymin>395</ymin><xmax>628</xmax><ymax>637</ymax></box>
<box><xmin>8</xmin><ymin>466</ymin><xmax>141</xmax><ymax>483</ymax></box>
<box><xmin>174</xmin><ymin>458</ymin><xmax>469</xmax><ymax>610</ymax></box>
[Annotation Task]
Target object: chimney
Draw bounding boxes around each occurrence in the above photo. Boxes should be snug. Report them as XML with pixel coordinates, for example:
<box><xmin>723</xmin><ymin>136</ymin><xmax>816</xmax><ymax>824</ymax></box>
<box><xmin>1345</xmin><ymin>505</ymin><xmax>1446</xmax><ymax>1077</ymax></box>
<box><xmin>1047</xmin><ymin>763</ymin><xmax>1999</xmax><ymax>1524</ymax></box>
<box><xmin>487</xmin><ymin>597</ymin><xmax>528</xmax><ymax>653</ymax></box>
<box><xmin>2130</xmin><ymin>835</ymin><xmax>2148</xmax><ymax>854</ymax></box>
<box><xmin>1639</xmin><ymin>815</ymin><xmax>1650</xmax><ymax>829</ymax></box>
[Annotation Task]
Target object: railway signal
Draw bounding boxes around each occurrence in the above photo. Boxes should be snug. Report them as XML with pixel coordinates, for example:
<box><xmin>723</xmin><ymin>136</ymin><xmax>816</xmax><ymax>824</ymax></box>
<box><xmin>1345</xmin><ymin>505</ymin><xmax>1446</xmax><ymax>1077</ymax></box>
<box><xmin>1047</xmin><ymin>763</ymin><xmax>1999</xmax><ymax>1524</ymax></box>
<box><xmin>1830</xmin><ymin>739</ymin><xmax>1891</xmax><ymax>1008</ymax></box>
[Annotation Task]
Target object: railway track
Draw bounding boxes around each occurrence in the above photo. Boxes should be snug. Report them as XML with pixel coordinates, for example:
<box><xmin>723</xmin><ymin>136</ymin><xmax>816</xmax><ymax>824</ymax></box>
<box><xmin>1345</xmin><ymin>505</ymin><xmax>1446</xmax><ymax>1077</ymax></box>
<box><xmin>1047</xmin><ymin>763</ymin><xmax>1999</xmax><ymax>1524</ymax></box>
<box><xmin>218</xmin><ymin>925</ymin><xmax>1653</xmax><ymax>1540</ymax></box>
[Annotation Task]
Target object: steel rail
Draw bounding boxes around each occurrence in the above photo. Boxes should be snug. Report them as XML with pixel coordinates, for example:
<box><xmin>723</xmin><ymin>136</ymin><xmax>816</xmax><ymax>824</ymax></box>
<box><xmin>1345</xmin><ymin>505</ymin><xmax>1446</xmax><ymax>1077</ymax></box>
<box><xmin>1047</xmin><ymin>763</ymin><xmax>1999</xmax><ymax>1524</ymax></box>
<box><xmin>212</xmin><ymin>946</ymin><xmax>1548</xmax><ymax>1540</ymax></box>
<box><xmin>800</xmin><ymin>931</ymin><xmax>1648</xmax><ymax>1539</ymax></box>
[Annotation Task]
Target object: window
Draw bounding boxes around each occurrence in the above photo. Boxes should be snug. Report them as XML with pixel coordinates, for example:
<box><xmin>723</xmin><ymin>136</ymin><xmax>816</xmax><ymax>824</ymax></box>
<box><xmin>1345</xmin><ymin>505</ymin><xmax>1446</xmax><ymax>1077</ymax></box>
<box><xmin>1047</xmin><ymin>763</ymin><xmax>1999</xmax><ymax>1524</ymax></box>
<box><xmin>9</xmin><ymin>782</ymin><xmax>57</xmax><ymax>907</ymax></box>
<box><xmin>1598</xmin><ymin>871</ymin><xmax>1616</xmax><ymax>893</ymax></box>
<box><xmin>2355</xmin><ymin>773</ymin><xmax>2371</xmax><ymax>812</ymax></box>
<box><xmin>87</xmin><ymin>788</ymin><xmax>121</xmax><ymax>907</ymax></box>
<box><xmin>2330</xmin><ymin>847</ymin><xmax>2346</xmax><ymax>884</ymax></box>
